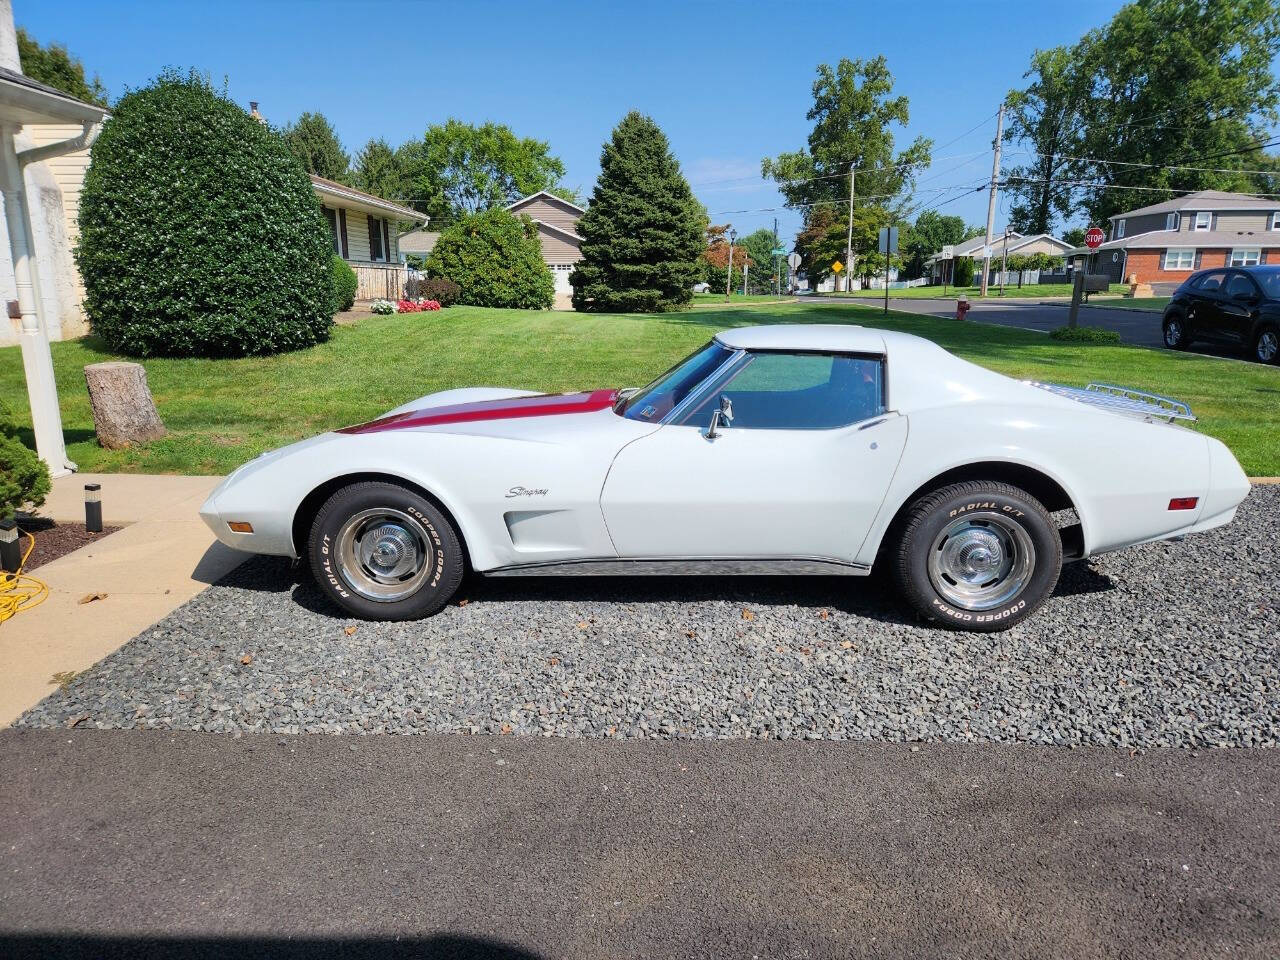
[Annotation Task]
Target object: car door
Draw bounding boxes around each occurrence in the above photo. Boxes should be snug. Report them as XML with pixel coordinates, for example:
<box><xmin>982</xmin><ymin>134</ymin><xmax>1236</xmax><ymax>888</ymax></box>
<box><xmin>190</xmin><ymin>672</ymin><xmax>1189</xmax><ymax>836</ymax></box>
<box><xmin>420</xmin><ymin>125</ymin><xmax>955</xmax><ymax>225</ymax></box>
<box><xmin>1185</xmin><ymin>270</ymin><xmax>1227</xmax><ymax>341</ymax></box>
<box><xmin>1220</xmin><ymin>271</ymin><xmax>1262</xmax><ymax>344</ymax></box>
<box><xmin>599</xmin><ymin>351</ymin><xmax>908</xmax><ymax>564</ymax></box>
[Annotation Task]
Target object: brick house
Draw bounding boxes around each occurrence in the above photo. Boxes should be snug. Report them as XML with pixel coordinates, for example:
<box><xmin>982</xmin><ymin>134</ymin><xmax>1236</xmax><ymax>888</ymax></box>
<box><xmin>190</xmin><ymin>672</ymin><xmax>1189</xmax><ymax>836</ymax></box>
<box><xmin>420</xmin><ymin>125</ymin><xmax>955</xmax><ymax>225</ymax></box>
<box><xmin>1072</xmin><ymin>190</ymin><xmax>1280</xmax><ymax>285</ymax></box>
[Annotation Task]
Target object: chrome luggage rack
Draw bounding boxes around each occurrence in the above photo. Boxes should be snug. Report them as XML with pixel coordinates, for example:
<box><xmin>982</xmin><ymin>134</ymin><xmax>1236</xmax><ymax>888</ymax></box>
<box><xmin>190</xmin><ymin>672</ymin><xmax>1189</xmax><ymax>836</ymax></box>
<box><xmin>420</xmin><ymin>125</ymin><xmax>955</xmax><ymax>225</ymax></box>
<box><xmin>1026</xmin><ymin>381</ymin><xmax>1196</xmax><ymax>422</ymax></box>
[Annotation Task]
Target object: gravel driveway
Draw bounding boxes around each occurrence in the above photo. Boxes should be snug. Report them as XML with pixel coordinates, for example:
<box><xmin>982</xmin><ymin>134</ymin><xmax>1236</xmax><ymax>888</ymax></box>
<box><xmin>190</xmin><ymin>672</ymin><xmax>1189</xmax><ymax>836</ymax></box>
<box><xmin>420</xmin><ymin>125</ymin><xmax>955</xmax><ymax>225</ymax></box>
<box><xmin>19</xmin><ymin>486</ymin><xmax>1279</xmax><ymax>748</ymax></box>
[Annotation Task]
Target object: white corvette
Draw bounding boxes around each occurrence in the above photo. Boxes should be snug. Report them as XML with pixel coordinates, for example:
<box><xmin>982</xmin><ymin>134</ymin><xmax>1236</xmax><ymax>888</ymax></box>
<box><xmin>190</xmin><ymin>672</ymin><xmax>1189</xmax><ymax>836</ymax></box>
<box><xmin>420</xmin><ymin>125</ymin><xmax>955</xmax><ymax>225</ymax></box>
<box><xmin>201</xmin><ymin>324</ymin><xmax>1250</xmax><ymax>631</ymax></box>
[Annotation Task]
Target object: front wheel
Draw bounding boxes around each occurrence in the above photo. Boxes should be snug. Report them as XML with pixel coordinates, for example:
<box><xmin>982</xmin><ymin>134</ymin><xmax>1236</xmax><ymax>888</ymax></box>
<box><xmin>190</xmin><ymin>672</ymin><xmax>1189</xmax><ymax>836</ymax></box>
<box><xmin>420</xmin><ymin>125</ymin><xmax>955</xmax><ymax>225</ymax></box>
<box><xmin>892</xmin><ymin>481</ymin><xmax>1062</xmax><ymax>632</ymax></box>
<box><xmin>308</xmin><ymin>481</ymin><xmax>464</xmax><ymax>620</ymax></box>
<box><xmin>1163</xmin><ymin>314</ymin><xmax>1191</xmax><ymax>350</ymax></box>
<box><xmin>1253</xmin><ymin>325</ymin><xmax>1279</xmax><ymax>365</ymax></box>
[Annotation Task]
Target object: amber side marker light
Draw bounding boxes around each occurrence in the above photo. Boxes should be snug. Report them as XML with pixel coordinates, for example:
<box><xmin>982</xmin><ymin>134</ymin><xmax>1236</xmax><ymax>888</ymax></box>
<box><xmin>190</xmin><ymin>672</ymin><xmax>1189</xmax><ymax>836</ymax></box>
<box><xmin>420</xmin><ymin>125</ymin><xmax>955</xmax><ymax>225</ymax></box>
<box><xmin>1168</xmin><ymin>498</ymin><xmax>1199</xmax><ymax>511</ymax></box>
<box><xmin>227</xmin><ymin>521</ymin><xmax>254</xmax><ymax>533</ymax></box>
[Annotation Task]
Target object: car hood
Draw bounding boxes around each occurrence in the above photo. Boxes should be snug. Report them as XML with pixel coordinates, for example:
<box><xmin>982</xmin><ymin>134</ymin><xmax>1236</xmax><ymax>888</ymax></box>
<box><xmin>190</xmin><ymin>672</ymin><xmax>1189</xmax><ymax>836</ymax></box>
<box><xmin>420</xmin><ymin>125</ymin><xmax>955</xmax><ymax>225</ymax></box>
<box><xmin>338</xmin><ymin>389</ymin><xmax>620</xmax><ymax>436</ymax></box>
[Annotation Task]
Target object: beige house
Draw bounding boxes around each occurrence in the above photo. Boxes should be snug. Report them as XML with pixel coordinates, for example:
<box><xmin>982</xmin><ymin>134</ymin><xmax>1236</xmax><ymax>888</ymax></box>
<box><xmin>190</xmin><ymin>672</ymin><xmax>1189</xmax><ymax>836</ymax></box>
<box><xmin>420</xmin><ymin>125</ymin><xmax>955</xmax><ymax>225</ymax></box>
<box><xmin>310</xmin><ymin>175</ymin><xmax>426</xmax><ymax>301</ymax></box>
<box><xmin>506</xmin><ymin>190</ymin><xmax>583</xmax><ymax>309</ymax></box>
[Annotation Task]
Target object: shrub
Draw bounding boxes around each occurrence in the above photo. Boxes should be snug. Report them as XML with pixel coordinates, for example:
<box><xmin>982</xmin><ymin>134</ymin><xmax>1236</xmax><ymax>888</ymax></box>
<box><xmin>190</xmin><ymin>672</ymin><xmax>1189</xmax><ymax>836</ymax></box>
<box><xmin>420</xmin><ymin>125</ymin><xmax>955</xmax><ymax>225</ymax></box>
<box><xmin>396</xmin><ymin>299</ymin><xmax>441</xmax><ymax>313</ymax></box>
<box><xmin>425</xmin><ymin>209</ymin><xmax>553</xmax><ymax>310</ymax></box>
<box><xmin>370</xmin><ymin>299</ymin><xmax>396</xmax><ymax>314</ymax></box>
<box><xmin>952</xmin><ymin>257</ymin><xmax>975</xmax><ymax>287</ymax></box>
<box><xmin>0</xmin><ymin>434</ymin><xmax>51</xmax><ymax>520</ymax></box>
<box><xmin>407</xmin><ymin>276</ymin><xmax>461</xmax><ymax>307</ymax></box>
<box><xmin>330</xmin><ymin>255</ymin><xmax>358</xmax><ymax>311</ymax></box>
<box><xmin>1049</xmin><ymin>325</ymin><xmax>1122</xmax><ymax>344</ymax></box>
<box><xmin>76</xmin><ymin>69</ymin><xmax>335</xmax><ymax>357</ymax></box>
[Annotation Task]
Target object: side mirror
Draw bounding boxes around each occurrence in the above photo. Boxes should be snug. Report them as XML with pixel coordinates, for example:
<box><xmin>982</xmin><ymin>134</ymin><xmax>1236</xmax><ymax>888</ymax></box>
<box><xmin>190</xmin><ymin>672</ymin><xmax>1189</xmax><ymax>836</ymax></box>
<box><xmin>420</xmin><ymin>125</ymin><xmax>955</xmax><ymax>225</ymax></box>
<box><xmin>705</xmin><ymin>395</ymin><xmax>733</xmax><ymax>440</ymax></box>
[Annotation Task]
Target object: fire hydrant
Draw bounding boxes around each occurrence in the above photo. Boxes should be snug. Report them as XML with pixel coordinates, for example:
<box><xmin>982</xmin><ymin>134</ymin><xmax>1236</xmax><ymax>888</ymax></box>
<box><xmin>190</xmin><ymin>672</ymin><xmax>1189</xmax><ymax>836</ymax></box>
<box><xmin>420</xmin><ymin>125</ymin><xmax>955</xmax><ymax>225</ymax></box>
<box><xmin>955</xmin><ymin>296</ymin><xmax>970</xmax><ymax>321</ymax></box>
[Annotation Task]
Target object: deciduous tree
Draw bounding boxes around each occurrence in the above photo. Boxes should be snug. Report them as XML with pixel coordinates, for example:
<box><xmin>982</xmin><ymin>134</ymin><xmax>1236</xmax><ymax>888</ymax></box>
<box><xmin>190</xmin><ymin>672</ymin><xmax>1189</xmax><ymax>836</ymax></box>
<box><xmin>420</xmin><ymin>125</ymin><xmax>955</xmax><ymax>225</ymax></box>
<box><xmin>399</xmin><ymin>119</ymin><xmax>567</xmax><ymax>223</ymax></box>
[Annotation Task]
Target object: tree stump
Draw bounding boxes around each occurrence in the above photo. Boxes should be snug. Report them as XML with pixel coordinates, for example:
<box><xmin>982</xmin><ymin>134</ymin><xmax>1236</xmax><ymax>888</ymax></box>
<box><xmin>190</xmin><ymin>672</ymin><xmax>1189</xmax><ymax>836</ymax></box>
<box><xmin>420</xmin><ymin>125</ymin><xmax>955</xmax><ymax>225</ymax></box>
<box><xmin>83</xmin><ymin>362</ymin><xmax>167</xmax><ymax>449</ymax></box>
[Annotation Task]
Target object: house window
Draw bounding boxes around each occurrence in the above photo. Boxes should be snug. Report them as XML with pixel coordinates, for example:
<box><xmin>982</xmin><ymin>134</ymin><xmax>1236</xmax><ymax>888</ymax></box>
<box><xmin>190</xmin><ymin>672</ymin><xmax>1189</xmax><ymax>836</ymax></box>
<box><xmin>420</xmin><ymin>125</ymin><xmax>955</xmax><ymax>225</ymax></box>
<box><xmin>1193</xmin><ymin>212</ymin><xmax>1212</xmax><ymax>231</ymax></box>
<box><xmin>1271</xmin><ymin>212</ymin><xmax>1280</xmax><ymax>231</ymax></box>
<box><xmin>323</xmin><ymin>208</ymin><xmax>340</xmax><ymax>255</ymax></box>
<box><xmin>367</xmin><ymin>215</ymin><xmax>384</xmax><ymax>262</ymax></box>
<box><xmin>1116</xmin><ymin>219</ymin><xmax>1126</xmax><ymax>238</ymax></box>
<box><xmin>1230</xmin><ymin>248</ymin><xmax>1261</xmax><ymax>266</ymax></box>
<box><xmin>1165</xmin><ymin>212</ymin><xmax>1179</xmax><ymax>230</ymax></box>
<box><xmin>1163</xmin><ymin>248</ymin><xmax>1196</xmax><ymax>270</ymax></box>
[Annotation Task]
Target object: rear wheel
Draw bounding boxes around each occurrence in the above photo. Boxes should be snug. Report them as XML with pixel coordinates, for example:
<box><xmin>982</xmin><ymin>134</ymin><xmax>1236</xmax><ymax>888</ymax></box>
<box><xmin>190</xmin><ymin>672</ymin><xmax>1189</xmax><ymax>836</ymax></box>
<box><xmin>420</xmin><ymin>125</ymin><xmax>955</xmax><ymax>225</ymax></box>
<box><xmin>308</xmin><ymin>481</ymin><xmax>463</xmax><ymax>620</ymax></box>
<box><xmin>892</xmin><ymin>481</ymin><xmax>1062</xmax><ymax>632</ymax></box>
<box><xmin>1253</xmin><ymin>325</ymin><xmax>1279</xmax><ymax>365</ymax></box>
<box><xmin>1163</xmin><ymin>313</ymin><xmax>1191</xmax><ymax>350</ymax></box>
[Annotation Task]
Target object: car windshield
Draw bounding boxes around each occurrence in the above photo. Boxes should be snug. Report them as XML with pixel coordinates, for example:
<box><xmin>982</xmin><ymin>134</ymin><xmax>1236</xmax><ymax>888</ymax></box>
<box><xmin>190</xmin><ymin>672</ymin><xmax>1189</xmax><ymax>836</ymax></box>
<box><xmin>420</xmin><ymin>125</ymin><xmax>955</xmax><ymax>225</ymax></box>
<box><xmin>617</xmin><ymin>341</ymin><xmax>734</xmax><ymax>422</ymax></box>
<box><xmin>1252</xmin><ymin>268</ymin><xmax>1280</xmax><ymax>298</ymax></box>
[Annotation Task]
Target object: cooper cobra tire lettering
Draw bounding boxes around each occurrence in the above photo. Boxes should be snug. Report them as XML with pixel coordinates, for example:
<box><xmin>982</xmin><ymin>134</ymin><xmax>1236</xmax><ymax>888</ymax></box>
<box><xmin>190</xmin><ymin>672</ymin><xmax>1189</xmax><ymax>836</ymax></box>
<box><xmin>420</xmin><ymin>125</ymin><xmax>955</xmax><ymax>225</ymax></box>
<box><xmin>896</xmin><ymin>481</ymin><xmax>1062</xmax><ymax>633</ymax></box>
<box><xmin>307</xmin><ymin>481</ymin><xmax>464</xmax><ymax>621</ymax></box>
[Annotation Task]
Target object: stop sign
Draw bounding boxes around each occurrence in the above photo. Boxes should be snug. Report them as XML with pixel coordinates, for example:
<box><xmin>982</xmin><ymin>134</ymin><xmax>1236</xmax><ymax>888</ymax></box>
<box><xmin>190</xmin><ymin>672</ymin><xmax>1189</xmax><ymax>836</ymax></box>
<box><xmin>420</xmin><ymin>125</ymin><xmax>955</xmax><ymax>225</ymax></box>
<box><xmin>1084</xmin><ymin>227</ymin><xmax>1105</xmax><ymax>249</ymax></box>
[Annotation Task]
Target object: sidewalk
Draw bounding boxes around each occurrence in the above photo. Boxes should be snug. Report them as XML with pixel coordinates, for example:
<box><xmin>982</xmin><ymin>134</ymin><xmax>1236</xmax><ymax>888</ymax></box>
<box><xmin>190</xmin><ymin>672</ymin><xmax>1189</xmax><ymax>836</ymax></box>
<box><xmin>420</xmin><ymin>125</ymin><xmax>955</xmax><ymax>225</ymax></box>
<box><xmin>0</xmin><ymin>473</ymin><xmax>242</xmax><ymax>726</ymax></box>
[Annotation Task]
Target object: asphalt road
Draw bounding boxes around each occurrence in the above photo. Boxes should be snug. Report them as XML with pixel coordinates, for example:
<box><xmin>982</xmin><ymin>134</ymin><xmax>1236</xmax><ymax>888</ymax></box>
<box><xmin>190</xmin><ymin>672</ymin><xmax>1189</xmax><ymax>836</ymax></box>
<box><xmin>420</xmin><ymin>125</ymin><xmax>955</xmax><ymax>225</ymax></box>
<box><xmin>2</xmin><ymin>729</ymin><xmax>1277</xmax><ymax>959</ymax></box>
<box><xmin>819</xmin><ymin>295</ymin><xmax>1170</xmax><ymax>347</ymax></box>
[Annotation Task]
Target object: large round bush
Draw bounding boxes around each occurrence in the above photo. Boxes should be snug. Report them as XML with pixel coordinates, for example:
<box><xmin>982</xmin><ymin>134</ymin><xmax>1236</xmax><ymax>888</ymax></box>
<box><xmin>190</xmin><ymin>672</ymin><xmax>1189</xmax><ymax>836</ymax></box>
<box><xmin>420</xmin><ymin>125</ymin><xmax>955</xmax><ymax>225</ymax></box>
<box><xmin>425</xmin><ymin>209</ymin><xmax>553</xmax><ymax>310</ymax></box>
<box><xmin>76</xmin><ymin>70</ymin><xmax>335</xmax><ymax>357</ymax></box>
<box><xmin>0</xmin><ymin>434</ymin><xmax>50</xmax><ymax>520</ymax></box>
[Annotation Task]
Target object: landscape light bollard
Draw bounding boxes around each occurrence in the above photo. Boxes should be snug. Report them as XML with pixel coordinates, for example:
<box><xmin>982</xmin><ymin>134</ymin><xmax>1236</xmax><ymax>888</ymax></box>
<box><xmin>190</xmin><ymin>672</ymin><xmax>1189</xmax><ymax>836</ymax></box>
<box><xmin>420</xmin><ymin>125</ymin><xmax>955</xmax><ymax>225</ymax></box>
<box><xmin>0</xmin><ymin>518</ymin><xmax>20</xmax><ymax>573</ymax></box>
<box><xmin>85</xmin><ymin>483</ymin><xmax>102</xmax><ymax>533</ymax></box>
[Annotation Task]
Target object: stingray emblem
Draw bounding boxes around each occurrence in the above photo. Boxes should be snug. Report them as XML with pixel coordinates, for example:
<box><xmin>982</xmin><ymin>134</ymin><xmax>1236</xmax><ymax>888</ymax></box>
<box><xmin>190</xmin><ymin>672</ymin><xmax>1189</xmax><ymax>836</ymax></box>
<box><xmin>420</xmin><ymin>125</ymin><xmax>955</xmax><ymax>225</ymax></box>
<box><xmin>506</xmin><ymin>486</ymin><xmax>549</xmax><ymax>498</ymax></box>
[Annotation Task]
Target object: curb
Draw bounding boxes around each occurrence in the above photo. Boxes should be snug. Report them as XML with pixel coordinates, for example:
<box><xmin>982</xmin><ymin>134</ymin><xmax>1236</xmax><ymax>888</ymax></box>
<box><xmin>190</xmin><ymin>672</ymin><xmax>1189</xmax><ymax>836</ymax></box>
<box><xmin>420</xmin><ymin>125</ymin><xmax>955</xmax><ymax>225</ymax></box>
<box><xmin>1250</xmin><ymin>477</ymin><xmax>1280</xmax><ymax>485</ymax></box>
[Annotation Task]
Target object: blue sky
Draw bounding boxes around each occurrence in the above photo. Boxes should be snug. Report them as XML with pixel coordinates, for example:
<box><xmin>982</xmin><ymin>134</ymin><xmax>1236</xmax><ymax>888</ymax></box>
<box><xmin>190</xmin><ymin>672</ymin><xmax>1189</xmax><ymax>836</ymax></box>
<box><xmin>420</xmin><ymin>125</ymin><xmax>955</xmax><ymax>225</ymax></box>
<box><xmin>22</xmin><ymin>0</ymin><xmax>1131</xmax><ymax>241</ymax></box>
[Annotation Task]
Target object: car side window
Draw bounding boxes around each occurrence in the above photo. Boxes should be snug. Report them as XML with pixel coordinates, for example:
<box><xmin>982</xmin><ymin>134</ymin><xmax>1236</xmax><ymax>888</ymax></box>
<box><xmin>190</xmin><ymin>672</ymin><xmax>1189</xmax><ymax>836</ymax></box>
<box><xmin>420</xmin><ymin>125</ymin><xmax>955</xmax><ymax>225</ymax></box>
<box><xmin>1225</xmin><ymin>273</ymin><xmax>1258</xmax><ymax>299</ymax></box>
<box><xmin>677</xmin><ymin>352</ymin><xmax>885</xmax><ymax>431</ymax></box>
<box><xmin>1194</xmin><ymin>271</ymin><xmax>1226</xmax><ymax>293</ymax></box>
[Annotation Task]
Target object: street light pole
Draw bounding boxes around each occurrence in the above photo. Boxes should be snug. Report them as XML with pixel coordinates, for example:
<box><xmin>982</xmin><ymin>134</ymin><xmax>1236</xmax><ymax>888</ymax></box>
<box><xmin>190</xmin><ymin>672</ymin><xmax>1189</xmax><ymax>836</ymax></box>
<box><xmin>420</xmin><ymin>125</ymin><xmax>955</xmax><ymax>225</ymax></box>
<box><xmin>725</xmin><ymin>227</ymin><xmax>736</xmax><ymax>302</ymax></box>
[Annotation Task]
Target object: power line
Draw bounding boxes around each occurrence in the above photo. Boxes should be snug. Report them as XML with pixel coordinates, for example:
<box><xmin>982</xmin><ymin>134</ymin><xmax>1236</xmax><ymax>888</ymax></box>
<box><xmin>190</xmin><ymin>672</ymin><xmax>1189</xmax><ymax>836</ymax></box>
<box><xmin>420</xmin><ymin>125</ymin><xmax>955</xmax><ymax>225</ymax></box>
<box><xmin>1003</xmin><ymin>140</ymin><xmax>1280</xmax><ymax>177</ymax></box>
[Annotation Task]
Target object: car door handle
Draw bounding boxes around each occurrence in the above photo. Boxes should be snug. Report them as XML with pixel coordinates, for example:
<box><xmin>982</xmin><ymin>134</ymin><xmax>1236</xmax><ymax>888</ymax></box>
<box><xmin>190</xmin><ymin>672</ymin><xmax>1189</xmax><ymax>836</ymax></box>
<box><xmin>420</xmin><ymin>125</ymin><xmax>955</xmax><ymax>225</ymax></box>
<box><xmin>858</xmin><ymin>418</ymin><xmax>887</xmax><ymax>430</ymax></box>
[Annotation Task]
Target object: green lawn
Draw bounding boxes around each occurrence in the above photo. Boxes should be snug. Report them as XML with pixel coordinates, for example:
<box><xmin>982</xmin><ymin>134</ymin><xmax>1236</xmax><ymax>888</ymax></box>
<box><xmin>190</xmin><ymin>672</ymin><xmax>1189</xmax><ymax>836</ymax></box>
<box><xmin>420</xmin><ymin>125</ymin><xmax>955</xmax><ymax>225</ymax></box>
<box><xmin>691</xmin><ymin>292</ymin><xmax>790</xmax><ymax>305</ymax></box>
<box><xmin>2</xmin><ymin>302</ymin><xmax>1277</xmax><ymax>475</ymax></box>
<box><xmin>833</xmin><ymin>283</ymin><xmax>1128</xmax><ymax>300</ymax></box>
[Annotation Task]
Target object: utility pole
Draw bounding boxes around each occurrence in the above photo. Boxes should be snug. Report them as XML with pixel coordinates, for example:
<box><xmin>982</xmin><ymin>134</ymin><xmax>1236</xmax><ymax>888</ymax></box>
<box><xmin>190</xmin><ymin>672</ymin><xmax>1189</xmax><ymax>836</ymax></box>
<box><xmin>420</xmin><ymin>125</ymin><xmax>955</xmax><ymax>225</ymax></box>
<box><xmin>844</xmin><ymin>166</ymin><xmax>855</xmax><ymax>293</ymax></box>
<box><xmin>999</xmin><ymin>228</ymin><xmax>1010</xmax><ymax>297</ymax></box>
<box><xmin>773</xmin><ymin>216</ymin><xmax>780</xmax><ymax>295</ymax></box>
<box><xmin>980</xmin><ymin>101</ymin><xmax>1005</xmax><ymax>297</ymax></box>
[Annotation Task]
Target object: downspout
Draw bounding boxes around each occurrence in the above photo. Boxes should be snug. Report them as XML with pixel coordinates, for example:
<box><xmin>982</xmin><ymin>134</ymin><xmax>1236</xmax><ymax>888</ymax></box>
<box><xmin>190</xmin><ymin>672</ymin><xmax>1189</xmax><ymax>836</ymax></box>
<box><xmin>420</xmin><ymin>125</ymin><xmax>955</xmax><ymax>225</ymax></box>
<box><xmin>2</xmin><ymin>120</ymin><xmax>101</xmax><ymax>475</ymax></box>
<box><xmin>17</xmin><ymin>120</ymin><xmax>100</xmax><ymax>167</ymax></box>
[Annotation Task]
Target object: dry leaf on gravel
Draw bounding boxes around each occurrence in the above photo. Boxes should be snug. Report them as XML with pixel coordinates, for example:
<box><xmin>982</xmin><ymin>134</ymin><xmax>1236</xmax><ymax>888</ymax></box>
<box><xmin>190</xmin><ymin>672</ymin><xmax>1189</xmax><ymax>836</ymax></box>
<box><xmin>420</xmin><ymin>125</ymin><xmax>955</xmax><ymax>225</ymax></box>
<box><xmin>344</xmin><ymin>625</ymin><xmax>358</xmax><ymax>636</ymax></box>
<box><xmin>741</xmin><ymin>609</ymin><xmax>755</xmax><ymax>621</ymax></box>
<box><xmin>240</xmin><ymin>654</ymin><xmax>253</xmax><ymax>665</ymax></box>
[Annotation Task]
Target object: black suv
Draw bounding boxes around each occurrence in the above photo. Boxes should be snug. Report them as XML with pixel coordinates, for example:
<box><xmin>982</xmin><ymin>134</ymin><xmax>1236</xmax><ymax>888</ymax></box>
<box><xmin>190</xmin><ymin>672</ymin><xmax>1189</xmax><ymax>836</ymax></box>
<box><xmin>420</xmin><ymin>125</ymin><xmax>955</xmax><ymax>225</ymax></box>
<box><xmin>1162</xmin><ymin>264</ymin><xmax>1280</xmax><ymax>364</ymax></box>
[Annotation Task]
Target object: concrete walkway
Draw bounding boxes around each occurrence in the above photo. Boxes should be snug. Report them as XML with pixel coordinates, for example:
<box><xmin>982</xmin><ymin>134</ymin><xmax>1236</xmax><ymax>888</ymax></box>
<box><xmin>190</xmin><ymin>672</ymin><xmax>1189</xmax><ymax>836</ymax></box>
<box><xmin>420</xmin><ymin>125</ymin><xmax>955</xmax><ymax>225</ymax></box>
<box><xmin>0</xmin><ymin>473</ymin><xmax>242</xmax><ymax>726</ymax></box>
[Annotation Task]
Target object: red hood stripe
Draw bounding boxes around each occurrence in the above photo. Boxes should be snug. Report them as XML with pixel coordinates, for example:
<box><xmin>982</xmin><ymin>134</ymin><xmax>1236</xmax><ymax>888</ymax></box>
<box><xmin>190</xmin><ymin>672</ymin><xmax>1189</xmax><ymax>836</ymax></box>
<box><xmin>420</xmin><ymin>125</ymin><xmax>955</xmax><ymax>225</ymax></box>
<box><xmin>338</xmin><ymin>389</ymin><xmax>619</xmax><ymax>435</ymax></box>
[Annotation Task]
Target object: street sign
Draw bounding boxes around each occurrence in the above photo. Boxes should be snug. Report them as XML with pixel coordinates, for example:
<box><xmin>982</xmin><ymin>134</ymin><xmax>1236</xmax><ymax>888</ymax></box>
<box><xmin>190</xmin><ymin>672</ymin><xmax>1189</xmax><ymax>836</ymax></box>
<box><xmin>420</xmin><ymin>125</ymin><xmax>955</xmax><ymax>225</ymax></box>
<box><xmin>941</xmin><ymin>244</ymin><xmax>955</xmax><ymax>259</ymax></box>
<box><xmin>771</xmin><ymin>247</ymin><xmax>786</xmax><ymax>256</ymax></box>
<box><xmin>787</xmin><ymin>252</ymin><xmax>801</xmax><ymax>270</ymax></box>
<box><xmin>831</xmin><ymin>260</ymin><xmax>843</xmax><ymax>273</ymax></box>
<box><xmin>1085</xmin><ymin>226</ymin><xmax>1105</xmax><ymax>249</ymax></box>
<box><xmin>981</xmin><ymin>245</ymin><xmax>993</xmax><ymax>260</ymax></box>
<box><xmin>878</xmin><ymin>226</ymin><xmax>899</xmax><ymax>255</ymax></box>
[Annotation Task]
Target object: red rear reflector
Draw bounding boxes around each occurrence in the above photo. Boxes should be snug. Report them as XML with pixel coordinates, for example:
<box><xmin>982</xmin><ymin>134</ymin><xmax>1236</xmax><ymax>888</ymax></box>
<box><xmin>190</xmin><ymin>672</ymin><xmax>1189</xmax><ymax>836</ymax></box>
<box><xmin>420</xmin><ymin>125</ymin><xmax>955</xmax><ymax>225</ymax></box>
<box><xmin>227</xmin><ymin>521</ymin><xmax>254</xmax><ymax>533</ymax></box>
<box><xmin>1168</xmin><ymin>497</ymin><xmax>1198</xmax><ymax>511</ymax></box>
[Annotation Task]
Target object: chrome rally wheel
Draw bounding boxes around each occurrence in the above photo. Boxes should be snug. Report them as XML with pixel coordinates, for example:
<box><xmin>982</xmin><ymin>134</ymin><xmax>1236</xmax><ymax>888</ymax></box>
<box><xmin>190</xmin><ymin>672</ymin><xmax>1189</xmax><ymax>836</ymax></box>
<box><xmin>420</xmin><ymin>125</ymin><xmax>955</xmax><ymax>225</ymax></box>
<box><xmin>308</xmin><ymin>482</ymin><xmax>463</xmax><ymax>621</ymax></box>
<box><xmin>893</xmin><ymin>481</ymin><xmax>1062</xmax><ymax>632</ymax></box>
<box><xmin>926</xmin><ymin>513</ymin><xmax>1035</xmax><ymax>612</ymax></box>
<box><xmin>335</xmin><ymin>508</ymin><xmax>433</xmax><ymax>602</ymax></box>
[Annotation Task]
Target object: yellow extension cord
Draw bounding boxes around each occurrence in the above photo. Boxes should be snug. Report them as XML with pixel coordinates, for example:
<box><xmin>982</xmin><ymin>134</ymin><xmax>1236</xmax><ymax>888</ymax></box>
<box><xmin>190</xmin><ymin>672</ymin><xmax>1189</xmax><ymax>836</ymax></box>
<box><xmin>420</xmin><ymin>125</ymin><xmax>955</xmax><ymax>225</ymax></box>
<box><xmin>0</xmin><ymin>530</ymin><xmax>48</xmax><ymax>624</ymax></box>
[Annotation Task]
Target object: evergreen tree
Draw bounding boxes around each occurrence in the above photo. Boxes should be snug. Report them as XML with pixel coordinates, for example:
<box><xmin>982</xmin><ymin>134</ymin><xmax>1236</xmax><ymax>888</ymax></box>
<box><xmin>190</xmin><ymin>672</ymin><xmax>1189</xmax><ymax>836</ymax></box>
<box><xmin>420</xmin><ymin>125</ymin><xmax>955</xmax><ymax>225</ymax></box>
<box><xmin>351</xmin><ymin>137</ymin><xmax>406</xmax><ymax>202</ymax></box>
<box><xmin>572</xmin><ymin>112</ymin><xmax>703</xmax><ymax>312</ymax></box>
<box><xmin>281</xmin><ymin>112</ymin><xmax>350</xmax><ymax>182</ymax></box>
<box><xmin>16</xmin><ymin>28</ymin><xmax>107</xmax><ymax>106</ymax></box>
